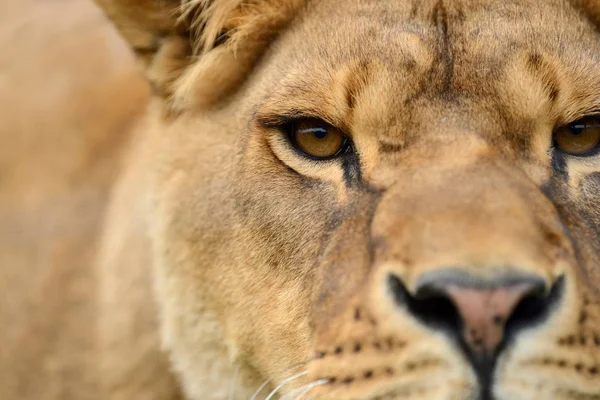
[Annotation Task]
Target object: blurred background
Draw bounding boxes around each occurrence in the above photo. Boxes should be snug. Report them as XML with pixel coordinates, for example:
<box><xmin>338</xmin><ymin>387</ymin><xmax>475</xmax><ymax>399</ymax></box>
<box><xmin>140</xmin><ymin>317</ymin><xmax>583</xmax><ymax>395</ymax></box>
<box><xmin>0</xmin><ymin>1</ymin><xmax>150</xmax><ymax>397</ymax></box>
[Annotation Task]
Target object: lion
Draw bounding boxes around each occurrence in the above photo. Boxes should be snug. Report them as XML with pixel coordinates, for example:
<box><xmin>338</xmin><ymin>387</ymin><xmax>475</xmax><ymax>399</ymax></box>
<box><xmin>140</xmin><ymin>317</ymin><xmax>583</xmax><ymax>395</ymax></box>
<box><xmin>2</xmin><ymin>0</ymin><xmax>600</xmax><ymax>399</ymax></box>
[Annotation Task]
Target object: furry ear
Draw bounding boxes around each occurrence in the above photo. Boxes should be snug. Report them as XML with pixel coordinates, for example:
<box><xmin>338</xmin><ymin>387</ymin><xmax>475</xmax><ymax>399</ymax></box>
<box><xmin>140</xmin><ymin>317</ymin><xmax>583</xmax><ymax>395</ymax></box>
<box><xmin>94</xmin><ymin>0</ymin><xmax>304</xmax><ymax>109</ymax></box>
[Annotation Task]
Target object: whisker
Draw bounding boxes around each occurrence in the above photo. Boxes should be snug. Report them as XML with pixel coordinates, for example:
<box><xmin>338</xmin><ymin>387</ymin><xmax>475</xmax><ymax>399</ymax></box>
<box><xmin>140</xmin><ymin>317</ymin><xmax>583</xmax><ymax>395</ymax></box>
<box><xmin>278</xmin><ymin>385</ymin><xmax>308</xmax><ymax>400</ymax></box>
<box><xmin>295</xmin><ymin>380</ymin><xmax>329</xmax><ymax>400</ymax></box>
<box><xmin>249</xmin><ymin>379</ymin><xmax>271</xmax><ymax>400</ymax></box>
<box><xmin>279</xmin><ymin>379</ymin><xmax>329</xmax><ymax>400</ymax></box>
<box><xmin>229</xmin><ymin>364</ymin><xmax>240</xmax><ymax>400</ymax></box>
<box><xmin>297</xmin><ymin>379</ymin><xmax>329</xmax><ymax>400</ymax></box>
<box><xmin>249</xmin><ymin>358</ymin><xmax>314</xmax><ymax>400</ymax></box>
<box><xmin>264</xmin><ymin>371</ymin><xmax>308</xmax><ymax>400</ymax></box>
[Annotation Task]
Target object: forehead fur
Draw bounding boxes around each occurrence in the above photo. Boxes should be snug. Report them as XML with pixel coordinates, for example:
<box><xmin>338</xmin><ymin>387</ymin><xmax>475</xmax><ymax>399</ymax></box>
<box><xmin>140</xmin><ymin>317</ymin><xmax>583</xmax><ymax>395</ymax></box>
<box><xmin>253</xmin><ymin>0</ymin><xmax>600</xmax><ymax>125</ymax></box>
<box><xmin>97</xmin><ymin>0</ymin><xmax>600</xmax><ymax>110</ymax></box>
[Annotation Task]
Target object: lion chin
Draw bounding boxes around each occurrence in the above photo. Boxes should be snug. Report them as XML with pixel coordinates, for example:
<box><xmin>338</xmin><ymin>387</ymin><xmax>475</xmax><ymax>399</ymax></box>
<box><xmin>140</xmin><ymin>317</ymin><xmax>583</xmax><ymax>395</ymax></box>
<box><xmin>2</xmin><ymin>0</ymin><xmax>600</xmax><ymax>399</ymax></box>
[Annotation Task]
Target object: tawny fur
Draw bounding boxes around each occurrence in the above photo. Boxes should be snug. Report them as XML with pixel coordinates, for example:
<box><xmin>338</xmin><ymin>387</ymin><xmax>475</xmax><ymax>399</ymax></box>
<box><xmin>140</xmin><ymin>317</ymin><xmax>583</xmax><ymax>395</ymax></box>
<box><xmin>2</xmin><ymin>1</ymin><xmax>600</xmax><ymax>400</ymax></box>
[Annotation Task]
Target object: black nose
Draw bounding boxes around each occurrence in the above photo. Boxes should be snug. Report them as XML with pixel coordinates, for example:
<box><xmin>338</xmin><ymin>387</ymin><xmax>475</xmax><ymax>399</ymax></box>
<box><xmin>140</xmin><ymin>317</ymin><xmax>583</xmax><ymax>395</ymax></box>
<box><xmin>388</xmin><ymin>269</ymin><xmax>563</xmax><ymax>362</ymax></box>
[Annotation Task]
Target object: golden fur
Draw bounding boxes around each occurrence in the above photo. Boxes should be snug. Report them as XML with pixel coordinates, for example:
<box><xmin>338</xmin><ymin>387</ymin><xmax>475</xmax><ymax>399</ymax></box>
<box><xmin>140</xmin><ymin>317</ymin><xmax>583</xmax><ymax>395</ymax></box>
<box><xmin>2</xmin><ymin>0</ymin><xmax>600</xmax><ymax>399</ymax></box>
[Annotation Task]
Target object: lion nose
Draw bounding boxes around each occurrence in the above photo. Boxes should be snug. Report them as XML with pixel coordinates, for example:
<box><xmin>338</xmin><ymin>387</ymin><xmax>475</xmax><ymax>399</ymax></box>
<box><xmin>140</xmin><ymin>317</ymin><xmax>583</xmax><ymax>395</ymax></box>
<box><xmin>424</xmin><ymin>280</ymin><xmax>544</xmax><ymax>353</ymax></box>
<box><xmin>389</xmin><ymin>270</ymin><xmax>555</xmax><ymax>356</ymax></box>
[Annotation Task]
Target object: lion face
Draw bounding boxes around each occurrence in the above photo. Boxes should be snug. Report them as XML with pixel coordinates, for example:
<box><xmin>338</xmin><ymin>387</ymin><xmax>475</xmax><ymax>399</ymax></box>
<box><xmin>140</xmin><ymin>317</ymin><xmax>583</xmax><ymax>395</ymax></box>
<box><xmin>98</xmin><ymin>0</ymin><xmax>600</xmax><ymax>399</ymax></box>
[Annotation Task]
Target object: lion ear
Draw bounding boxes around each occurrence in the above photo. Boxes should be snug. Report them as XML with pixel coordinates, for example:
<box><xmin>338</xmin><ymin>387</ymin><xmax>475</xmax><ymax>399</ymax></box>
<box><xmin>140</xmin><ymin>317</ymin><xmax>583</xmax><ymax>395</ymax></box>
<box><xmin>95</xmin><ymin>0</ymin><xmax>303</xmax><ymax>109</ymax></box>
<box><xmin>94</xmin><ymin>0</ymin><xmax>189</xmax><ymax>101</ymax></box>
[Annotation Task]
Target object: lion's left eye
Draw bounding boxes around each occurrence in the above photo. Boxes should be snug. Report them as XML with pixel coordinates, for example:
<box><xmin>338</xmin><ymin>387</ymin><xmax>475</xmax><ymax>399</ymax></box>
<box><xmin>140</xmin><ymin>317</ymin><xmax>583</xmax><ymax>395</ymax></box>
<box><xmin>287</xmin><ymin>119</ymin><xmax>348</xmax><ymax>159</ymax></box>
<box><xmin>554</xmin><ymin>116</ymin><xmax>600</xmax><ymax>156</ymax></box>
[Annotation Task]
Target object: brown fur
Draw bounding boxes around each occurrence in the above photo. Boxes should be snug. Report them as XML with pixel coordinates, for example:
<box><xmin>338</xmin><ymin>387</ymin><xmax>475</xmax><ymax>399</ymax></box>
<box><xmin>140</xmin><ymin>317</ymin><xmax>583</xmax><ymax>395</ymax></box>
<box><xmin>2</xmin><ymin>0</ymin><xmax>600</xmax><ymax>399</ymax></box>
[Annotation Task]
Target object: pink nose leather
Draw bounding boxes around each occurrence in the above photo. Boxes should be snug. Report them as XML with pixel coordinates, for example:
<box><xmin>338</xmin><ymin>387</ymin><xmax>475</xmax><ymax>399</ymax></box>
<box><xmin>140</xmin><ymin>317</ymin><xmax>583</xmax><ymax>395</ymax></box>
<box><xmin>445</xmin><ymin>283</ymin><xmax>538</xmax><ymax>352</ymax></box>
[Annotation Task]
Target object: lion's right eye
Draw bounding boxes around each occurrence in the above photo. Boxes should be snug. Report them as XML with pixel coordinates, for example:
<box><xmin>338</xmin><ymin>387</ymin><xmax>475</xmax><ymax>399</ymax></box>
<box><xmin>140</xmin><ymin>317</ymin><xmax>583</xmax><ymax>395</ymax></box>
<box><xmin>554</xmin><ymin>115</ymin><xmax>600</xmax><ymax>156</ymax></box>
<box><xmin>286</xmin><ymin>119</ymin><xmax>349</xmax><ymax>160</ymax></box>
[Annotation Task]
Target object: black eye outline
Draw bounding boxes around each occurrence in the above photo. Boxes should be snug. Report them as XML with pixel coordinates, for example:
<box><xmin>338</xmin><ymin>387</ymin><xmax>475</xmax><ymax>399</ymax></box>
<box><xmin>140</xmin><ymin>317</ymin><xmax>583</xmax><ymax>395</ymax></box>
<box><xmin>281</xmin><ymin>118</ymin><xmax>354</xmax><ymax>161</ymax></box>
<box><xmin>553</xmin><ymin>115</ymin><xmax>600</xmax><ymax>157</ymax></box>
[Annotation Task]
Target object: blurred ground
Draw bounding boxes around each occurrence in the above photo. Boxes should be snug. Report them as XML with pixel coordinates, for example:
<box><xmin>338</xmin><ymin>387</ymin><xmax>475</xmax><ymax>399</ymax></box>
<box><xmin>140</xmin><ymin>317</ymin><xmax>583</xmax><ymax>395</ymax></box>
<box><xmin>0</xmin><ymin>1</ymin><xmax>150</xmax><ymax>398</ymax></box>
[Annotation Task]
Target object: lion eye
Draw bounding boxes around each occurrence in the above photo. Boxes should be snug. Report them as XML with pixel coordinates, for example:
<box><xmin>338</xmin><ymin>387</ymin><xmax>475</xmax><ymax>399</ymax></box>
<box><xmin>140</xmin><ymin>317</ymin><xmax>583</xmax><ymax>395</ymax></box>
<box><xmin>288</xmin><ymin>119</ymin><xmax>347</xmax><ymax>159</ymax></box>
<box><xmin>554</xmin><ymin>116</ymin><xmax>600</xmax><ymax>156</ymax></box>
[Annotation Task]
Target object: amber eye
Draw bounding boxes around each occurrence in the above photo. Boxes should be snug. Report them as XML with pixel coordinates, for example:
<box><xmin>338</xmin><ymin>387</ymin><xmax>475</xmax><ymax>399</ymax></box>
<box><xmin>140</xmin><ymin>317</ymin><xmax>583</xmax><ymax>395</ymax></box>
<box><xmin>554</xmin><ymin>116</ymin><xmax>600</xmax><ymax>156</ymax></box>
<box><xmin>288</xmin><ymin>119</ymin><xmax>347</xmax><ymax>159</ymax></box>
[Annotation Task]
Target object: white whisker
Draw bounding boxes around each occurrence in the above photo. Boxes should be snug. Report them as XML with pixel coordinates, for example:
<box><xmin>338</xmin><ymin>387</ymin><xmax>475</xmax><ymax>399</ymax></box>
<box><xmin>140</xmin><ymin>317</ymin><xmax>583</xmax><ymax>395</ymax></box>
<box><xmin>249</xmin><ymin>359</ymin><xmax>313</xmax><ymax>400</ymax></box>
<box><xmin>297</xmin><ymin>379</ymin><xmax>329</xmax><ymax>400</ymax></box>
<box><xmin>249</xmin><ymin>379</ymin><xmax>271</xmax><ymax>400</ymax></box>
<box><xmin>278</xmin><ymin>379</ymin><xmax>329</xmax><ymax>400</ymax></box>
<box><xmin>229</xmin><ymin>364</ymin><xmax>240</xmax><ymax>400</ymax></box>
<box><xmin>264</xmin><ymin>371</ymin><xmax>309</xmax><ymax>400</ymax></box>
<box><xmin>295</xmin><ymin>380</ymin><xmax>329</xmax><ymax>400</ymax></box>
<box><xmin>278</xmin><ymin>386</ymin><xmax>307</xmax><ymax>400</ymax></box>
